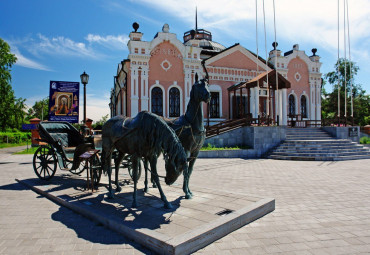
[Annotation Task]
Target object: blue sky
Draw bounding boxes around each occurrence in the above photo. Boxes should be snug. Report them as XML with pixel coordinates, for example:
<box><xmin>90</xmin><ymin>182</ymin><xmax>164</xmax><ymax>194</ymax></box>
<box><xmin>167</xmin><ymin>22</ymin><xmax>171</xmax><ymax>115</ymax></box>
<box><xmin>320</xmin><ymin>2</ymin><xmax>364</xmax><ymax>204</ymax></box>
<box><xmin>1</xmin><ymin>0</ymin><xmax>370</xmax><ymax>122</ymax></box>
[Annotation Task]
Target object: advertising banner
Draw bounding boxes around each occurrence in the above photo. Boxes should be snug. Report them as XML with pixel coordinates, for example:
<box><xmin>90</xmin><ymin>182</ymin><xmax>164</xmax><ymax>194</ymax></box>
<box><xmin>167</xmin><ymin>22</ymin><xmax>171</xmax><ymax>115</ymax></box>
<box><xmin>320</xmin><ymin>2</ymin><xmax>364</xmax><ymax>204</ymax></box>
<box><xmin>48</xmin><ymin>81</ymin><xmax>80</xmax><ymax>123</ymax></box>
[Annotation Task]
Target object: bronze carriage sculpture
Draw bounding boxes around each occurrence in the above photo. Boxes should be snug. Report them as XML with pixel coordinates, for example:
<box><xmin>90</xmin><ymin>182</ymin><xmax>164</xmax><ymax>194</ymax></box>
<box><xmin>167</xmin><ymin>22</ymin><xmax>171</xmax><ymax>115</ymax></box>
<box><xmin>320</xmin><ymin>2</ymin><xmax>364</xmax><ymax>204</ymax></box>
<box><xmin>32</xmin><ymin>121</ymin><xmax>102</xmax><ymax>186</ymax></box>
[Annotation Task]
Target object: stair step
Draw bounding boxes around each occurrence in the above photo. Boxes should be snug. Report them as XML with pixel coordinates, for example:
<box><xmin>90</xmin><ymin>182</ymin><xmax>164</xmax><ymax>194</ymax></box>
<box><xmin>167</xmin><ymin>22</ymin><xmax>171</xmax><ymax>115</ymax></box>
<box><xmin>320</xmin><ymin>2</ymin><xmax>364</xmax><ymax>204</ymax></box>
<box><xmin>269</xmin><ymin>155</ymin><xmax>370</xmax><ymax>161</ymax></box>
<box><xmin>273</xmin><ymin>148</ymin><xmax>369</xmax><ymax>153</ymax></box>
<box><xmin>270</xmin><ymin>151</ymin><xmax>370</xmax><ymax>157</ymax></box>
<box><xmin>268</xmin><ymin>128</ymin><xmax>369</xmax><ymax>161</ymax></box>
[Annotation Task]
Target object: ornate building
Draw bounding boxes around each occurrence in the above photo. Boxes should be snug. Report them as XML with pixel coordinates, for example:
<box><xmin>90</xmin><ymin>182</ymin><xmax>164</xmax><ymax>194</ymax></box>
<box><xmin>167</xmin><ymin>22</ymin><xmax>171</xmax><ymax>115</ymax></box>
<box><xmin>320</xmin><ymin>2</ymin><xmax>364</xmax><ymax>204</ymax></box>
<box><xmin>110</xmin><ymin>22</ymin><xmax>322</xmax><ymax>126</ymax></box>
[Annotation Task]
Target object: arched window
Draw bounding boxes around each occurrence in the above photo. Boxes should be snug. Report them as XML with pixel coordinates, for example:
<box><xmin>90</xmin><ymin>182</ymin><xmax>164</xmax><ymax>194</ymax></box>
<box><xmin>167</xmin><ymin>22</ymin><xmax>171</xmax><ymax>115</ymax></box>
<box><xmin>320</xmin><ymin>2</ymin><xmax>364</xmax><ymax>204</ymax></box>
<box><xmin>151</xmin><ymin>87</ymin><xmax>163</xmax><ymax>116</ymax></box>
<box><xmin>301</xmin><ymin>95</ymin><xmax>307</xmax><ymax>118</ymax></box>
<box><xmin>169</xmin><ymin>87</ymin><xmax>180</xmax><ymax>117</ymax></box>
<box><xmin>289</xmin><ymin>94</ymin><xmax>295</xmax><ymax>116</ymax></box>
<box><xmin>210</xmin><ymin>92</ymin><xmax>220</xmax><ymax>118</ymax></box>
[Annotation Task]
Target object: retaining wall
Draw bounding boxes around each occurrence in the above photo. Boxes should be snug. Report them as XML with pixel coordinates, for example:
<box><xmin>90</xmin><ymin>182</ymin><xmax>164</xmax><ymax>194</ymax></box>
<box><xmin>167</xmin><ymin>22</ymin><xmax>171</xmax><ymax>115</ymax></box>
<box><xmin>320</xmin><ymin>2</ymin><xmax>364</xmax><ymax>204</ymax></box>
<box><xmin>200</xmin><ymin>126</ymin><xmax>286</xmax><ymax>158</ymax></box>
<box><xmin>321</xmin><ymin>126</ymin><xmax>360</xmax><ymax>143</ymax></box>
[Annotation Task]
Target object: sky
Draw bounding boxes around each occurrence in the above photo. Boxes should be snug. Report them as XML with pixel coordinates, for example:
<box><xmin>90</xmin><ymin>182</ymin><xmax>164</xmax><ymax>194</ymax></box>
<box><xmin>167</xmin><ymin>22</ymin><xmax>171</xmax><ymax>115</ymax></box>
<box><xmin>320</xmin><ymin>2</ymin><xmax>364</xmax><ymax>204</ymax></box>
<box><xmin>1</xmin><ymin>0</ymin><xmax>370</xmax><ymax>122</ymax></box>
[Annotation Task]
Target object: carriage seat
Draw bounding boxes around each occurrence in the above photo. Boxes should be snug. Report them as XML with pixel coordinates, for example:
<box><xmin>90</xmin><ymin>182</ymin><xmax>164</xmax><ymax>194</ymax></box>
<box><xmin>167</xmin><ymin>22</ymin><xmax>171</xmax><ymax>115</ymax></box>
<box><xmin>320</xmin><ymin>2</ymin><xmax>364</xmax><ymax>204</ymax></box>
<box><xmin>49</xmin><ymin>132</ymin><xmax>79</xmax><ymax>152</ymax></box>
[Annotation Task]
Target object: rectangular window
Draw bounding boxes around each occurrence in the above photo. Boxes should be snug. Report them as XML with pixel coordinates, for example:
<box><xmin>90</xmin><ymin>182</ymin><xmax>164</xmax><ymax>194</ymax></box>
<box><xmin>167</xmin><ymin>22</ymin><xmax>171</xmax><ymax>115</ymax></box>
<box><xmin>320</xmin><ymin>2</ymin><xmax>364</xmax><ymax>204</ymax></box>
<box><xmin>134</xmin><ymin>48</ymin><xmax>138</xmax><ymax>54</ymax></box>
<box><xmin>141</xmin><ymin>48</ymin><xmax>145</xmax><ymax>54</ymax></box>
<box><xmin>210</xmin><ymin>92</ymin><xmax>220</xmax><ymax>118</ymax></box>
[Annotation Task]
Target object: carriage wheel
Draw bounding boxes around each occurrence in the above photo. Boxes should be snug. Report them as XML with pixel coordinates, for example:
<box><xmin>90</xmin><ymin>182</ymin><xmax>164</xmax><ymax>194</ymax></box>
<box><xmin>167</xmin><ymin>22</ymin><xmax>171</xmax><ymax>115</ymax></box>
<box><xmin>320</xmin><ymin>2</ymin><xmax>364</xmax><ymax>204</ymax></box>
<box><xmin>33</xmin><ymin>146</ymin><xmax>57</xmax><ymax>180</ymax></box>
<box><xmin>68</xmin><ymin>160</ymin><xmax>86</xmax><ymax>175</ymax></box>
<box><xmin>91</xmin><ymin>154</ymin><xmax>102</xmax><ymax>186</ymax></box>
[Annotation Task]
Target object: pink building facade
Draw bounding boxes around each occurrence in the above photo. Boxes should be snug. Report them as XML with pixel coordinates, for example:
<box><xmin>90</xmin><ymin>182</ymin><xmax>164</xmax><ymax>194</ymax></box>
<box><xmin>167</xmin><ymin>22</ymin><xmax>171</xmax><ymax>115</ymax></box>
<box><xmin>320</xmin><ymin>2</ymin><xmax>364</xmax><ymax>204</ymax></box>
<box><xmin>110</xmin><ymin>23</ymin><xmax>322</xmax><ymax>126</ymax></box>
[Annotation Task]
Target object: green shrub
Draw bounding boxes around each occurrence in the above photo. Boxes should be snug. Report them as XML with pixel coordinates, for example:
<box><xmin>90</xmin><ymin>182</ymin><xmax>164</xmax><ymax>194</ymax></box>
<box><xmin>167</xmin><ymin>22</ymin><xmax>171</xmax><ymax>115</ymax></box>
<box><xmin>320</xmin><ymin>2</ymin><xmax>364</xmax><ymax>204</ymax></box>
<box><xmin>0</xmin><ymin>131</ymin><xmax>31</xmax><ymax>144</ymax></box>
<box><xmin>360</xmin><ymin>136</ymin><xmax>370</xmax><ymax>144</ymax></box>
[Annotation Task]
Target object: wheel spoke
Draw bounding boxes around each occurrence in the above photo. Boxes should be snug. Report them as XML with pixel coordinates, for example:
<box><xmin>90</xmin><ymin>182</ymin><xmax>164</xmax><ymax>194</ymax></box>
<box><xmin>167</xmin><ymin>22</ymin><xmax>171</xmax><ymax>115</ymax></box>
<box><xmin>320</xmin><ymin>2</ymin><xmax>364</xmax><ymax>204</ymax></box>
<box><xmin>45</xmin><ymin>167</ymin><xmax>51</xmax><ymax>177</ymax></box>
<box><xmin>39</xmin><ymin>167</ymin><xmax>44</xmax><ymax>176</ymax></box>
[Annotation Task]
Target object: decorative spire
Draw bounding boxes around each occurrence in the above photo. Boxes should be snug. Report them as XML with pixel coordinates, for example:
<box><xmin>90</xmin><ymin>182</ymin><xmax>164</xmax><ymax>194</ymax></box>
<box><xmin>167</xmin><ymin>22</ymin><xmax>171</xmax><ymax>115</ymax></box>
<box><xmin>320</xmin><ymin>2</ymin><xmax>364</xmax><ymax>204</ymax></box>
<box><xmin>195</xmin><ymin>6</ymin><xmax>198</xmax><ymax>32</ymax></box>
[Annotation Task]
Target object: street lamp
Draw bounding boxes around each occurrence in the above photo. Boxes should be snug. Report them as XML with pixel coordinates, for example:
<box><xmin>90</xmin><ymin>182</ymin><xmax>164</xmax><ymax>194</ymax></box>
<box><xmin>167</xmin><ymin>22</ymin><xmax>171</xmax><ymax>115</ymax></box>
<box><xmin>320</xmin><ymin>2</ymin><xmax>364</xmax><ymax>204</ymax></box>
<box><xmin>80</xmin><ymin>71</ymin><xmax>89</xmax><ymax>124</ymax></box>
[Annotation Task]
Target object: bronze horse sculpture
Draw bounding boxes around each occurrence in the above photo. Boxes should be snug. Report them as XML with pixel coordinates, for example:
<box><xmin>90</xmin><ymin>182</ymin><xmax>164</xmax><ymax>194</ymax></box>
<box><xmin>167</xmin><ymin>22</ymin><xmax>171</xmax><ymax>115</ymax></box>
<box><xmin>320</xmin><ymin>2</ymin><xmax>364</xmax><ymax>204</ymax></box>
<box><xmin>165</xmin><ymin>76</ymin><xmax>210</xmax><ymax>199</ymax></box>
<box><xmin>101</xmin><ymin>111</ymin><xmax>188</xmax><ymax>208</ymax></box>
<box><xmin>141</xmin><ymin>73</ymin><xmax>211</xmax><ymax>199</ymax></box>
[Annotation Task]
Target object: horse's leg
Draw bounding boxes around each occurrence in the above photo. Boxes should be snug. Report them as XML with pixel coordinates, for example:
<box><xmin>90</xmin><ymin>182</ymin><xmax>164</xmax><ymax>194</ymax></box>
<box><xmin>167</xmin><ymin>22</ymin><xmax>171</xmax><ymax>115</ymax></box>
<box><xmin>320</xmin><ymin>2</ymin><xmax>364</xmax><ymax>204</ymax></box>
<box><xmin>114</xmin><ymin>152</ymin><xmax>124</xmax><ymax>192</ymax></box>
<box><xmin>183</xmin><ymin>152</ymin><xmax>198</xmax><ymax>199</ymax></box>
<box><xmin>103</xmin><ymin>147</ymin><xmax>115</xmax><ymax>199</ymax></box>
<box><xmin>150</xmin><ymin>157</ymin><xmax>172</xmax><ymax>209</ymax></box>
<box><xmin>131</xmin><ymin>156</ymin><xmax>140</xmax><ymax>208</ymax></box>
<box><xmin>143</xmin><ymin>159</ymin><xmax>149</xmax><ymax>193</ymax></box>
<box><xmin>151</xmin><ymin>171</ymin><xmax>157</xmax><ymax>188</ymax></box>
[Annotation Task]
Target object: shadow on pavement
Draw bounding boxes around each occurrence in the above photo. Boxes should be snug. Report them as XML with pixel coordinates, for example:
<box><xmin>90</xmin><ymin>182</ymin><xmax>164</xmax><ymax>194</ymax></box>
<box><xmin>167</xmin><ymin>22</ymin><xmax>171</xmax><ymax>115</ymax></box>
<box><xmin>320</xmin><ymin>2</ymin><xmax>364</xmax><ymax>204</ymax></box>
<box><xmin>51</xmin><ymin>206</ymin><xmax>154</xmax><ymax>253</ymax></box>
<box><xmin>6</xmin><ymin>174</ymin><xmax>183</xmax><ymax>241</ymax></box>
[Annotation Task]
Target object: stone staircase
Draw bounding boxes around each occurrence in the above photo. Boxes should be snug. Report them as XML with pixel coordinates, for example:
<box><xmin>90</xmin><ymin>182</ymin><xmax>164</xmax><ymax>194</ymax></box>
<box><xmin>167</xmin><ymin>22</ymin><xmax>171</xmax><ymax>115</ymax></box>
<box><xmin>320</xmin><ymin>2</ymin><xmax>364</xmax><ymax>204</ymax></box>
<box><xmin>268</xmin><ymin>127</ymin><xmax>370</xmax><ymax>161</ymax></box>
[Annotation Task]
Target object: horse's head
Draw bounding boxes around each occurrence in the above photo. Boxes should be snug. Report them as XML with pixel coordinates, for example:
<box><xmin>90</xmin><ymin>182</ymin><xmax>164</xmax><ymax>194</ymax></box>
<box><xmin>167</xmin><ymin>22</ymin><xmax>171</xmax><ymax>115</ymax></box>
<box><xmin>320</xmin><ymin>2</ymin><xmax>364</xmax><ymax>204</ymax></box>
<box><xmin>190</xmin><ymin>78</ymin><xmax>211</xmax><ymax>104</ymax></box>
<box><xmin>164</xmin><ymin>150</ymin><xmax>188</xmax><ymax>185</ymax></box>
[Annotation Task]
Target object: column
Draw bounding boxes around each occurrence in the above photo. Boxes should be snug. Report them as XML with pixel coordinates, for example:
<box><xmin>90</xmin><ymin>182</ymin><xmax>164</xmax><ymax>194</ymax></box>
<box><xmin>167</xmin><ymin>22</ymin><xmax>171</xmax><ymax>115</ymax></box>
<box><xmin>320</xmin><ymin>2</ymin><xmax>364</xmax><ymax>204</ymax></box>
<box><xmin>279</xmin><ymin>89</ymin><xmax>283</xmax><ymax>124</ymax></box>
<box><xmin>282</xmin><ymin>88</ymin><xmax>287</xmax><ymax>125</ymax></box>
<box><xmin>275</xmin><ymin>90</ymin><xmax>279</xmax><ymax>122</ymax></box>
<box><xmin>184</xmin><ymin>70</ymin><xmax>192</xmax><ymax>108</ymax></box>
<box><xmin>141</xmin><ymin>67</ymin><xmax>149</xmax><ymax>111</ymax></box>
<box><xmin>250</xmin><ymin>87</ymin><xmax>255</xmax><ymax>118</ymax></box>
<box><xmin>316</xmin><ymin>82</ymin><xmax>321</xmax><ymax>122</ymax></box>
<box><xmin>309</xmin><ymin>82</ymin><xmax>315</xmax><ymax>121</ymax></box>
<box><xmin>131</xmin><ymin>67</ymin><xmax>139</xmax><ymax>116</ymax></box>
<box><xmin>255</xmin><ymin>86</ymin><xmax>260</xmax><ymax>117</ymax></box>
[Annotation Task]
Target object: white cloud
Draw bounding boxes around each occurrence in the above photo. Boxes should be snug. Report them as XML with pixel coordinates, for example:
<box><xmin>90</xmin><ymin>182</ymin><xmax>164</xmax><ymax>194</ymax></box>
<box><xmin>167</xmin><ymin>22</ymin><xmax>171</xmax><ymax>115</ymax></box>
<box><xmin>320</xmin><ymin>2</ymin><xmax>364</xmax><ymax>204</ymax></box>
<box><xmin>11</xmin><ymin>46</ymin><xmax>51</xmax><ymax>71</ymax></box>
<box><xmin>85</xmin><ymin>34</ymin><xmax>129</xmax><ymax>50</ymax></box>
<box><xmin>133</xmin><ymin>0</ymin><xmax>370</xmax><ymax>53</ymax></box>
<box><xmin>84</xmin><ymin>93</ymin><xmax>111</xmax><ymax>122</ymax></box>
<box><xmin>28</xmin><ymin>34</ymin><xmax>100</xmax><ymax>59</ymax></box>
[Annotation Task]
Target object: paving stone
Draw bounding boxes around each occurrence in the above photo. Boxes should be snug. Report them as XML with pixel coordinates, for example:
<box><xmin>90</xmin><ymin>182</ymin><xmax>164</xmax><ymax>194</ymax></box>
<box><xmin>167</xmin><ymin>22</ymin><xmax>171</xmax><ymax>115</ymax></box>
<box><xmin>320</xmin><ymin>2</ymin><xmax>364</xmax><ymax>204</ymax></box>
<box><xmin>1</xmin><ymin>151</ymin><xmax>370</xmax><ymax>254</ymax></box>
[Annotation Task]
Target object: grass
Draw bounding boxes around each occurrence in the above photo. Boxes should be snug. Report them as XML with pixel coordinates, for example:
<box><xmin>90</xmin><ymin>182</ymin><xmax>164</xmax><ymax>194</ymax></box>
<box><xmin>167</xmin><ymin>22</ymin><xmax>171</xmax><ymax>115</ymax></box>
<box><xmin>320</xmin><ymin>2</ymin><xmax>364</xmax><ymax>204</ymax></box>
<box><xmin>200</xmin><ymin>143</ymin><xmax>250</xmax><ymax>151</ymax></box>
<box><xmin>0</xmin><ymin>142</ymin><xmax>29</xmax><ymax>149</ymax></box>
<box><xmin>14</xmin><ymin>147</ymin><xmax>38</xmax><ymax>154</ymax></box>
<box><xmin>360</xmin><ymin>136</ymin><xmax>370</xmax><ymax>144</ymax></box>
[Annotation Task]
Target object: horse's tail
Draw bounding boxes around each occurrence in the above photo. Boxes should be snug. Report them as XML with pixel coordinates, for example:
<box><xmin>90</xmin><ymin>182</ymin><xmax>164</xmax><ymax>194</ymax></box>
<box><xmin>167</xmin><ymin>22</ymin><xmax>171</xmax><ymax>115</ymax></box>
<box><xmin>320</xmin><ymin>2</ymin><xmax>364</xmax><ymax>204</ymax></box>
<box><xmin>101</xmin><ymin>146</ymin><xmax>109</xmax><ymax>176</ymax></box>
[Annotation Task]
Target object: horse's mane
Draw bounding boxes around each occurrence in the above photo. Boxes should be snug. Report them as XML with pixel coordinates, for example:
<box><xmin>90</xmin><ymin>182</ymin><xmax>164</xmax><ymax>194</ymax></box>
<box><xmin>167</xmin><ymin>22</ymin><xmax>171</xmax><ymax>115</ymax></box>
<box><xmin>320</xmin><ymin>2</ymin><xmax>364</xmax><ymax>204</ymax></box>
<box><xmin>133</xmin><ymin>112</ymin><xmax>186</xmax><ymax>162</ymax></box>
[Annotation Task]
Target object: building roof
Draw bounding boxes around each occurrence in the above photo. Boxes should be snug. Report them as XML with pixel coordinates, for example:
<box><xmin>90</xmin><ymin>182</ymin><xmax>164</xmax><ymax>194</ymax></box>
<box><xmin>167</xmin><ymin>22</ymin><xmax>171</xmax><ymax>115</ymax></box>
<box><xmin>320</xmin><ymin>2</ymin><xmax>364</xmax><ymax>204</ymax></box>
<box><xmin>228</xmin><ymin>70</ymin><xmax>291</xmax><ymax>91</ymax></box>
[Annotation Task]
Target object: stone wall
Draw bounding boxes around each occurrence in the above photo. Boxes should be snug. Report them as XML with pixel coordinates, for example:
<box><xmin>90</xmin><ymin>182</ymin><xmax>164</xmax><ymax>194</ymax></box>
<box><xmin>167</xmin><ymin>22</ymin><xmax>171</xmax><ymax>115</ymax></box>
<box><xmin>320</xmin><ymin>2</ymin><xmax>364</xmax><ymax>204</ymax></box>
<box><xmin>321</xmin><ymin>126</ymin><xmax>360</xmax><ymax>143</ymax></box>
<box><xmin>201</xmin><ymin>126</ymin><xmax>286</xmax><ymax>158</ymax></box>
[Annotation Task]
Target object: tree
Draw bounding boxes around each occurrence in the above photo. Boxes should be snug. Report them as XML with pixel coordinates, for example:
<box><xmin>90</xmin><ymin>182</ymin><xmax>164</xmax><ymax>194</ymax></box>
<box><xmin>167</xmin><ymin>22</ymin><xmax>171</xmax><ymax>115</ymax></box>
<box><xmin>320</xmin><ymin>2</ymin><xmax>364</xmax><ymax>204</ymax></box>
<box><xmin>26</xmin><ymin>98</ymin><xmax>49</xmax><ymax>121</ymax></box>
<box><xmin>0</xmin><ymin>38</ymin><xmax>18</xmax><ymax>131</ymax></box>
<box><xmin>92</xmin><ymin>114</ymin><xmax>109</xmax><ymax>129</ymax></box>
<box><xmin>322</xmin><ymin>58</ymin><xmax>370</xmax><ymax>126</ymax></box>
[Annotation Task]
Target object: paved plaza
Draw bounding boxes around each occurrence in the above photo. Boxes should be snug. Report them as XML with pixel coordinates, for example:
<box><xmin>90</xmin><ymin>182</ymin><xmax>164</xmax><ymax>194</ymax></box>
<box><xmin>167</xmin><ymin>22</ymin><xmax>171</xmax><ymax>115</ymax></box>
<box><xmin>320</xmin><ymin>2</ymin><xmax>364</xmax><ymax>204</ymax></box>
<box><xmin>1</xmin><ymin>147</ymin><xmax>370</xmax><ymax>254</ymax></box>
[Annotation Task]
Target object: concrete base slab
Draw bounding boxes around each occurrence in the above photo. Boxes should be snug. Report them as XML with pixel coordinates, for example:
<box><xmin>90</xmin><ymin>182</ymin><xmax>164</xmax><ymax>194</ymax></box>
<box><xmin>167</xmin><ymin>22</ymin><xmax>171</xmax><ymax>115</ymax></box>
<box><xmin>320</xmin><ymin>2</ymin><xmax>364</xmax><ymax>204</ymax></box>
<box><xmin>17</xmin><ymin>173</ymin><xmax>274</xmax><ymax>255</ymax></box>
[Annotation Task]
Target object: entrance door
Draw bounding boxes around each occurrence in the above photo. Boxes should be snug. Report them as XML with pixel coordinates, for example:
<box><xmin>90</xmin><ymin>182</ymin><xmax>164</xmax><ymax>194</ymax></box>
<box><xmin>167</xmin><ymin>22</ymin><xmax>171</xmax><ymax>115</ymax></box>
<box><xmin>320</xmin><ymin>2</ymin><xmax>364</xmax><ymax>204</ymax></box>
<box><xmin>259</xmin><ymin>98</ymin><xmax>267</xmax><ymax>117</ymax></box>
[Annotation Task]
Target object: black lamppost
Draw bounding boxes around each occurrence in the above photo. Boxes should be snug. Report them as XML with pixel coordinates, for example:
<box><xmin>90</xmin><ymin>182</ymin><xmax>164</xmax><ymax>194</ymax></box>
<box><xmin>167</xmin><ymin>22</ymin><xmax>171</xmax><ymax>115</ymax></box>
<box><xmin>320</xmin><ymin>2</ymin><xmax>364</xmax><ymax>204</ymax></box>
<box><xmin>80</xmin><ymin>71</ymin><xmax>89</xmax><ymax>124</ymax></box>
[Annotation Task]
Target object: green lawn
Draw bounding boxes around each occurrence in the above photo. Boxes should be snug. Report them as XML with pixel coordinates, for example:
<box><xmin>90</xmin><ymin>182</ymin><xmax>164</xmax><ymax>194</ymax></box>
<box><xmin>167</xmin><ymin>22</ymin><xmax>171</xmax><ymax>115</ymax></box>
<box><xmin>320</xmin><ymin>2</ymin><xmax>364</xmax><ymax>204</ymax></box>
<box><xmin>14</xmin><ymin>147</ymin><xmax>38</xmax><ymax>154</ymax></box>
<box><xmin>200</xmin><ymin>143</ymin><xmax>250</xmax><ymax>151</ymax></box>
<box><xmin>0</xmin><ymin>142</ymin><xmax>29</xmax><ymax>149</ymax></box>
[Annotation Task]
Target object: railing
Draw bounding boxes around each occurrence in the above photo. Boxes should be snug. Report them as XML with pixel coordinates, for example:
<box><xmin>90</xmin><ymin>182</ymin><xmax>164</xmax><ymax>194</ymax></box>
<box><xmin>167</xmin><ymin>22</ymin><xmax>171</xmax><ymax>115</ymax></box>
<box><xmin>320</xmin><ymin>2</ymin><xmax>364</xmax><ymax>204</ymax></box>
<box><xmin>287</xmin><ymin>114</ymin><xmax>322</xmax><ymax>128</ymax></box>
<box><xmin>206</xmin><ymin>115</ymin><xmax>278</xmax><ymax>137</ymax></box>
<box><xmin>322</xmin><ymin>117</ymin><xmax>355</xmax><ymax>127</ymax></box>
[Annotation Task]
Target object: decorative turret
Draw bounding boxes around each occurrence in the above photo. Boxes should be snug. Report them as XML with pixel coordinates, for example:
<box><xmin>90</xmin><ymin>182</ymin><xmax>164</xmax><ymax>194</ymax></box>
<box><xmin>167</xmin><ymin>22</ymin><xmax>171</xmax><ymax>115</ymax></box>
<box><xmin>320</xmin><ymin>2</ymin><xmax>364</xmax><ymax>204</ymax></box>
<box><xmin>129</xmin><ymin>22</ymin><xmax>143</xmax><ymax>41</ymax></box>
<box><xmin>309</xmin><ymin>48</ymin><xmax>320</xmax><ymax>62</ymax></box>
<box><xmin>183</xmin><ymin>7</ymin><xmax>225</xmax><ymax>58</ymax></box>
<box><xmin>269</xmin><ymin>41</ymin><xmax>282</xmax><ymax>58</ymax></box>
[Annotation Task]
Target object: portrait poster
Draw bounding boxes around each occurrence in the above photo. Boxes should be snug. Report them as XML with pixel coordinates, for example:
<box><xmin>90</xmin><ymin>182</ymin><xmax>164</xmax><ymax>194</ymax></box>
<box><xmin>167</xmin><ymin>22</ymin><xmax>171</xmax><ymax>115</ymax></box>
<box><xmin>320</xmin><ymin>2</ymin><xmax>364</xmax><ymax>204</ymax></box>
<box><xmin>48</xmin><ymin>81</ymin><xmax>80</xmax><ymax>123</ymax></box>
